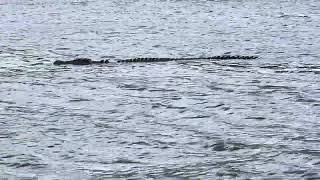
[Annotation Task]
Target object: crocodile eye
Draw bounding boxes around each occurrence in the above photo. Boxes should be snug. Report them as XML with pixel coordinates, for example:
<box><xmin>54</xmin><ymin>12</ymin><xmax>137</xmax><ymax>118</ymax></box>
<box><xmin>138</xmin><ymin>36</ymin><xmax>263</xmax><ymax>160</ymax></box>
<box><xmin>53</xmin><ymin>60</ymin><xmax>63</xmax><ymax>65</ymax></box>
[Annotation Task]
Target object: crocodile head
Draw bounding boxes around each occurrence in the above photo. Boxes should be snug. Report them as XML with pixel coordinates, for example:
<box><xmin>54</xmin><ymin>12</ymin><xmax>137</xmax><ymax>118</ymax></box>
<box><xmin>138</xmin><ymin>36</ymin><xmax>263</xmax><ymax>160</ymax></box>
<box><xmin>53</xmin><ymin>58</ymin><xmax>108</xmax><ymax>65</ymax></box>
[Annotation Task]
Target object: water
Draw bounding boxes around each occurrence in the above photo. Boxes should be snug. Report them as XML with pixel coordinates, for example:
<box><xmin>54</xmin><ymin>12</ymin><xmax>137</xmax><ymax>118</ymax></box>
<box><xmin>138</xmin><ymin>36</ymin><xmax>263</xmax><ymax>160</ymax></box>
<box><xmin>0</xmin><ymin>0</ymin><xmax>319</xmax><ymax>179</ymax></box>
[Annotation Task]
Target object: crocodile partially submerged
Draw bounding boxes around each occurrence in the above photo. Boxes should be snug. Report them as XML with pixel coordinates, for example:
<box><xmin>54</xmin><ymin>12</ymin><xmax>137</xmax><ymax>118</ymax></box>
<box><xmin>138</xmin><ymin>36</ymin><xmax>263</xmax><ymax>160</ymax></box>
<box><xmin>53</xmin><ymin>55</ymin><xmax>258</xmax><ymax>65</ymax></box>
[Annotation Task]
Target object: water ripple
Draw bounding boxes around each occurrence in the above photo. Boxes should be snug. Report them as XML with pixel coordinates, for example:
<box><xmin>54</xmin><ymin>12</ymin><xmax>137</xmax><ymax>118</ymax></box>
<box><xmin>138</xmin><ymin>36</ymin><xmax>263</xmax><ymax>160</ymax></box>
<box><xmin>0</xmin><ymin>0</ymin><xmax>320</xmax><ymax>179</ymax></box>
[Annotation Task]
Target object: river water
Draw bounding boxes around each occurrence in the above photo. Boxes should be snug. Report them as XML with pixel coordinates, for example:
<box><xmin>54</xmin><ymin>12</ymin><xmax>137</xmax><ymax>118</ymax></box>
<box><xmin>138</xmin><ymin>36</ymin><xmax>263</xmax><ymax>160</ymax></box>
<box><xmin>0</xmin><ymin>0</ymin><xmax>319</xmax><ymax>179</ymax></box>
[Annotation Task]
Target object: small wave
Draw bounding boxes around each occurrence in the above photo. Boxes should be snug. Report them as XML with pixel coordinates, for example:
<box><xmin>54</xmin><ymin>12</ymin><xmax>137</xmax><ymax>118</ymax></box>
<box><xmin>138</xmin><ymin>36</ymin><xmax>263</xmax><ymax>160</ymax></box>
<box><xmin>245</xmin><ymin>116</ymin><xmax>266</xmax><ymax>121</ymax></box>
<box><xmin>204</xmin><ymin>140</ymin><xmax>262</xmax><ymax>152</ymax></box>
<box><xmin>69</xmin><ymin>98</ymin><xmax>92</xmax><ymax>102</ymax></box>
<box><xmin>112</xmin><ymin>158</ymin><xmax>141</xmax><ymax>164</ymax></box>
<box><xmin>278</xmin><ymin>12</ymin><xmax>311</xmax><ymax>18</ymax></box>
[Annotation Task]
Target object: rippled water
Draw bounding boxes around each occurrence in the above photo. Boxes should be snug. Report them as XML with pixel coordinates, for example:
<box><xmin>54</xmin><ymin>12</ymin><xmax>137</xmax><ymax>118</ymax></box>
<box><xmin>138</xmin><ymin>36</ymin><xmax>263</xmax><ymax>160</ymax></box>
<box><xmin>0</xmin><ymin>0</ymin><xmax>320</xmax><ymax>179</ymax></box>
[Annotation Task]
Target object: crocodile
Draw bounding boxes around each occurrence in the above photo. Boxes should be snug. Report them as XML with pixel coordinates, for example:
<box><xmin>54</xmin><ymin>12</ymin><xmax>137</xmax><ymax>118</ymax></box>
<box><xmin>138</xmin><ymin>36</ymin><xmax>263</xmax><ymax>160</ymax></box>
<box><xmin>53</xmin><ymin>55</ymin><xmax>258</xmax><ymax>65</ymax></box>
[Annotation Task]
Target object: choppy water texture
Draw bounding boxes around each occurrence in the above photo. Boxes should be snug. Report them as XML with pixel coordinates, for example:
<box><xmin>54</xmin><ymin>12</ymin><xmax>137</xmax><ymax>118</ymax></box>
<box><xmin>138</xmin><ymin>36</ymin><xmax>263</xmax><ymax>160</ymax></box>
<box><xmin>0</xmin><ymin>0</ymin><xmax>320</xmax><ymax>179</ymax></box>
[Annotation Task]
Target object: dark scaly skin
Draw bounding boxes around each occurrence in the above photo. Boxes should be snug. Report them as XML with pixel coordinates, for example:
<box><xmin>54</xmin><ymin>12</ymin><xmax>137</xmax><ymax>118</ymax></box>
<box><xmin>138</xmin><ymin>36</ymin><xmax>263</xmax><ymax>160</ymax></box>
<box><xmin>53</xmin><ymin>55</ymin><xmax>258</xmax><ymax>65</ymax></box>
<box><xmin>117</xmin><ymin>55</ymin><xmax>258</xmax><ymax>63</ymax></box>
<box><xmin>53</xmin><ymin>58</ymin><xmax>109</xmax><ymax>65</ymax></box>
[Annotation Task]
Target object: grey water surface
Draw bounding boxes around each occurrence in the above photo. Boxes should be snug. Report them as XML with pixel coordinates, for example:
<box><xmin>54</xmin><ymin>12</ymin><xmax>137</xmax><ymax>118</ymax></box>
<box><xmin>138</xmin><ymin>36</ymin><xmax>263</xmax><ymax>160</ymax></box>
<box><xmin>0</xmin><ymin>0</ymin><xmax>320</xmax><ymax>179</ymax></box>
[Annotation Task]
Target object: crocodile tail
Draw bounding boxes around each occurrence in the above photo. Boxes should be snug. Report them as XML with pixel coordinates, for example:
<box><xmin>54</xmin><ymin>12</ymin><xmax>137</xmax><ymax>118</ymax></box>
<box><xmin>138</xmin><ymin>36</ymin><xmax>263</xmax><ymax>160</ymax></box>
<box><xmin>205</xmin><ymin>55</ymin><xmax>258</xmax><ymax>60</ymax></box>
<box><xmin>117</xmin><ymin>55</ymin><xmax>258</xmax><ymax>63</ymax></box>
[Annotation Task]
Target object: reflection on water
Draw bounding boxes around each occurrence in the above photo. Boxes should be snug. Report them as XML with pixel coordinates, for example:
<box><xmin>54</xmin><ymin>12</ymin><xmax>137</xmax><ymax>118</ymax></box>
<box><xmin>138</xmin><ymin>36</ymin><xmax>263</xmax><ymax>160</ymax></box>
<box><xmin>0</xmin><ymin>0</ymin><xmax>320</xmax><ymax>179</ymax></box>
